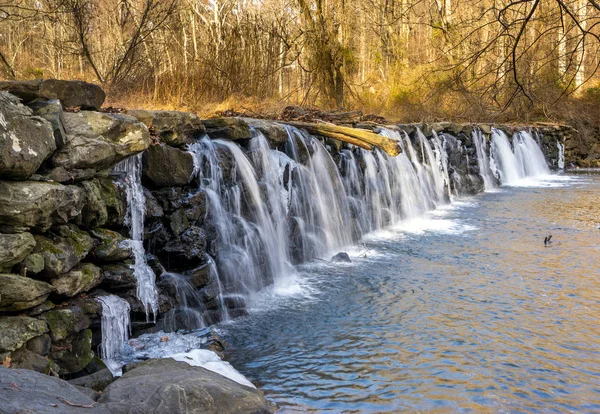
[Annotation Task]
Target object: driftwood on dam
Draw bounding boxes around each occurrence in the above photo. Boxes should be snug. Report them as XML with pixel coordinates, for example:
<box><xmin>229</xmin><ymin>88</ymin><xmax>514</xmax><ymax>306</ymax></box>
<box><xmin>285</xmin><ymin>121</ymin><xmax>402</xmax><ymax>156</ymax></box>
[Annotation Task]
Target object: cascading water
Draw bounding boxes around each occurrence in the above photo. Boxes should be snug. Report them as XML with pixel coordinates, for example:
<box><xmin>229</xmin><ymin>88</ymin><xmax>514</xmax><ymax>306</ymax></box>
<box><xmin>557</xmin><ymin>141</ymin><xmax>565</xmax><ymax>169</ymax></box>
<box><xmin>491</xmin><ymin>129</ymin><xmax>549</xmax><ymax>185</ymax></box>
<box><xmin>472</xmin><ymin>129</ymin><xmax>496</xmax><ymax>190</ymax></box>
<box><xmin>97</xmin><ymin>295</ymin><xmax>131</xmax><ymax>376</ymax></box>
<box><xmin>114</xmin><ymin>154</ymin><xmax>158</xmax><ymax>320</ymax></box>
<box><xmin>160</xmin><ymin>272</ymin><xmax>206</xmax><ymax>332</ymax></box>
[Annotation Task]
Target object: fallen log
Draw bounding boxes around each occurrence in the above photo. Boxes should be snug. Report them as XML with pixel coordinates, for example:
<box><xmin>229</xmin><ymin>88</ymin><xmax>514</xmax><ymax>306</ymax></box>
<box><xmin>286</xmin><ymin>121</ymin><xmax>401</xmax><ymax>156</ymax></box>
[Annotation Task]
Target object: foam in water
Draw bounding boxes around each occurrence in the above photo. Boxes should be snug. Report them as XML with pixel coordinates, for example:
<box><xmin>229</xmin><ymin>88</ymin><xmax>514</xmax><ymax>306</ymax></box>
<box><xmin>97</xmin><ymin>295</ymin><xmax>131</xmax><ymax>376</ymax></box>
<box><xmin>557</xmin><ymin>141</ymin><xmax>565</xmax><ymax>169</ymax></box>
<box><xmin>114</xmin><ymin>154</ymin><xmax>158</xmax><ymax>320</ymax></box>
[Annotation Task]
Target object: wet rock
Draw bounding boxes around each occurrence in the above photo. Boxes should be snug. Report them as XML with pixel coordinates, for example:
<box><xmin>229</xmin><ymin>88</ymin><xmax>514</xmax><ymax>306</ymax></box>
<box><xmin>41</xmin><ymin>307</ymin><xmax>90</xmax><ymax>342</ymax></box>
<box><xmin>223</xmin><ymin>294</ymin><xmax>247</xmax><ymax>310</ymax></box>
<box><xmin>188</xmin><ymin>263</ymin><xmax>211</xmax><ymax>289</ymax></box>
<box><xmin>202</xmin><ymin>117</ymin><xmax>252</xmax><ymax>141</ymax></box>
<box><xmin>0</xmin><ymin>273</ymin><xmax>55</xmax><ymax>311</ymax></box>
<box><xmin>0</xmin><ymin>232</ymin><xmax>35</xmax><ymax>271</ymax></box>
<box><xmin>0</xmin><ymin>92</ymin><xmax>56</xmax><ymax>180</ymax></box>
<box><xmin>26</xmin><ymin>333</ymin><xmax>52</xmax><ymax>356</ymax></box>
<box><xmin>98</xmin><ymin>358</ymin><xmax>271</xmax><ymax>414</ymax></box>
<box><xmin>51</xmin><ymin>262</ymin><xmax>103</xmax><ymax>297</ymax></box>
<box><xmin>162</xmin><ymin>226</ymin><xmax>207</xmax><ymax>265</ymax></box>
<box><xmin>142</xmin><ymin>144</ymin><xmax>195</xmax><ymax>187</ymax></box>
<box><xmin>69</xmin><ymin>368</ymin><xmax>115</xmax><ymax>392</ymax></box>
<box><xmin>0</xmin><ymin>181</ymin><xmax>84</xmax><ymax>232</ymax></box>
<box><xmin>0</xmin><ymin>366</ymin><xmax>110</xmax><ymax>414</ymax></box>
<box><xmin>50</xmin><ymin>329</ymin><xmax>94</xmax><ymax>375</ymax></box>
<box><xmin>184</xmin><ymin>191</ymin><xmax>207</xmax><ymax>224</ymax></box>
<box><xmin>53</xmin><ymin>111</ymin><xmax>150</xmax><ymax>171</ymax></box>
<box><xmin>0</xmin><ymin>316</ymin><xmax>48</xmax><ymax>352</ymax></box>
<box><xmin>100</xmin><ymin>263</ymin><xmax>137</xmax><ymax>289</ymax></box>
<box><xmin>128</xmin><ymin>109</ymin><xmax>205</xmax><ymax>147</ymax></box>
<box><xmin>90</xmin><ymin>228</ymin><xmax>131</xmax><ymax>262</ymax></box>
<box><xmin>28</xmin><ymin>99</ymin><xmax>68</xmax><ymax>148</ymax></box>
<box><xmin>144</xmin><ymin>187</ymin><xmax>164</xmax><ymax>218</ymax></box>
<box><xmin>331</xmin><ymin>252</ymin><xmax>352</xmax><ymax>263</ymax></box>
<box><xmin>169</xmin><ymin>208</ymin><xmax>189</xmax><ymax>237</ymax></box>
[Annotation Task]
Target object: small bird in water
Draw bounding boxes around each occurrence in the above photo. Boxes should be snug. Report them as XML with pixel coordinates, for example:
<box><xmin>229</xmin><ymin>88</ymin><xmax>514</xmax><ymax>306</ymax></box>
<box><xmin>544</xmin><ymin>235</ymin><xmax>553</xmax><ymax>246</ymax></box>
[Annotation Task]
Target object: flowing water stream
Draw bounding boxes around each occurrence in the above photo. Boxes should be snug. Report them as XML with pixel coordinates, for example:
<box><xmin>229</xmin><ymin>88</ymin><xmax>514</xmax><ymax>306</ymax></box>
<box><xmin>223</xmin><ymin>173</ymin><xmax>600</xmax><ymax>412</ymax></box>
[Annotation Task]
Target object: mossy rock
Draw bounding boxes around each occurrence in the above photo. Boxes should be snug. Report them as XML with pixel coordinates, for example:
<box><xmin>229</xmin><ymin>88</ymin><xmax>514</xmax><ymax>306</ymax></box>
<box><xmin>90</xmin><ymin>228</ymin><xmax>131</xmax><ymax>262</ymax></box>
<box><xmin>51</xmin><ymin>262</ymin><xmax>103</xmax><ymax>297</ymax></box>
<box><xmin>0</xmin><ymin>273</ymin><xmax>55</xmax><ymax>312</ymax></box>
<box><xmin>39</xmin><ymin>307</ymin><xmax>91</xmax><ymax>341</ymax></box>
<box><xmin>33</xmin><ymin>225</ymin><xmax>94</xmax><ymax>277</ymax></box>
<box><xmin>0</xmin><ymin>316</ymin><xmax>49</xmax><ymax>353</ymax></box>
<box><xmin>50</xmin><ymin>328</ymin><xmax>94</xmax><ymax>375</ymax></box>
<box><xmin>0</xmin><ymin>232</ymin><xmax>36</xmax><ymax>272</ymax></box>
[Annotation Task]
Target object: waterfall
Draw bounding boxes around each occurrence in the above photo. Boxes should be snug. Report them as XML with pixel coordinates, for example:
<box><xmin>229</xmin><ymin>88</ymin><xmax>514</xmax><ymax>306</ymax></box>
<box><xmin>160</xmin><ymin>272</ymin><xmax>206</xmax><ymax>332</ymax></box>
<box><xmin>491</xmin><ymin>129</ymin><xmax>550</xmax><ymax>185</ymax></box>
<box><xmin>97</xmin><ymin>295</ymin><xmax>131</xmax><ymax>376</ymax></box>
<box><xmin>557</xmin><ymin>141</ymin><xmax>565</xmax><ymax>169</ymax></box>
<box><xmin>114</xmin><ymin>154</ymin><xmax>158</xmax><ymax>320</ymax></box>
<box><xmin>472</xmin><ymin>129</ymin><xmax>496</xmax><ymax>190</ymax></box>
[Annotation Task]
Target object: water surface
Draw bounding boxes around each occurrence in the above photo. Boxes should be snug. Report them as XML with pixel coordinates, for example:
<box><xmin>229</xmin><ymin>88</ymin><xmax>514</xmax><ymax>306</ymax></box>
<box><xmin>224</xmin><ymin>174</ymin><xmax>600</xmax><ymax>413</ymax></box>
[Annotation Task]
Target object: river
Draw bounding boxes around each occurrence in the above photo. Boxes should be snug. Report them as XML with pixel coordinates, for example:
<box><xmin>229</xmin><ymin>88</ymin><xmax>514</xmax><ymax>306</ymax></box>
<box><xmin>222</xmin><ymin>173</ymin><xmax>600</xmax><ymax>412</ymax></box>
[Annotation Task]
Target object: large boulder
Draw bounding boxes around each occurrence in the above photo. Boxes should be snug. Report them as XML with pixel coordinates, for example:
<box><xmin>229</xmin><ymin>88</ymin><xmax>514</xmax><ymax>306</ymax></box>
<box><xmin>52</xmin><ymin>111</ymin><xmax>150</xmax><ymax>171</ymax></box>
<box><xmin>142</xmin><ymin>144</ymin><xmax>195</xmax><ymax>187</ymax></box>
<box><xmin>0</xmin><ymin>79</ymin><xmax>106</xmax><ymax>109</ymax></box>
<box><xmin>0</xmin><ymin>273</ymin><xmax>55</xmax><ymax>312</ymax></box>
<box><xmin>0</xmin><ymin>232</ymin><xmax>35</xmax><ymax>271</ymax></box>
<box><xmin>0</xmin><ymin>316</ymin><xmax>48</xmax><ymax>352</ymax></box>
<box><xmin>51</xmin><ymin>262</ymin><xmax>103</xmax><ymax>297</ymax></box>
<box><xmin>0</xmin><ymin>366</ymin><xmax>110</xmax><ymax>414</ymax></box>
<box><xmin>98</xmin><ymin>358</ymin><xmax>271</xmax><ymax>414</ymax></box>
<box><xmin>0</xmin><ymin>181</ymin><xmax>84</xmax><ymax>232</ymax></box>
<box><xmin>128</xmin><ymin>109</ymin><xmax>205</xmax><ymax>147</ymax></box>
<box><xmin>0</xmin><ymin>92</ymin><xmax>56</xmax><ymax>180</ymax></box>
<box><xmin>162</xmin><ymin>226</ymin><xmax>207</xmax><ymax>266</ymax></box>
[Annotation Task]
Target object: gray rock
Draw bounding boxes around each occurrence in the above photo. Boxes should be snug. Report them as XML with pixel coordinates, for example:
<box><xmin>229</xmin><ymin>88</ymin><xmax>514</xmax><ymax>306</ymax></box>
<box><xmin>0</xmin><ymin>366</ymin><xmax>110</xmax><ymax>414</ymax></box>
<box><xmin>33</xmin><ymin>225</ymin><xmax>94</xmax><ymax>277</ymax></box>
<box><xmin>0</xmin><ymin>92</ymin><xmax>56</xmax><ymax>180</ymax></box>
<box><xmin>98</xmin><ymin>358</ymin><xmax>271</xmax><ymax>414</ymax></box>
<box><xmin>17</xmin><ymin>252</ymin><xmax>45</xmax><ymax>275</ymax></box>
<box><xmin>0</xmin><ymin>181</ymin><xmax>84</xmax><ymax>232</ymax></box>
<box><xmin>0</xmin><ymin>79</ymin><xmax>106</xmax><ymax>109</ymax></box>
<box><xmin>100</xmin><ymin>263</ymin><xmax>136</xmax><ymax>289</ymax></box>
<box><xmin>90</xmin><ymin>228</ymin><xmax>131</xmax><ymax>261</ymax></box>
<box><xmin>69</xmin><ymin>368</ymin><xmax>115</xmax><ymax>392</ymax></box>
<box><xmin>0</xmin><ymin>232</ymin><xmax>35</xmax><ymax>271</ymax></box>
<box><xmin>163</xmin><ymin>226</ymin><xmax>207</xmax><ymax>263</ymax></box>
<box><xmin>243</xmin><ymin>118</ymin><xmax>289</xmax><ymax>144</ymax></box>
<box><xmin>28</xmin><ymin>99</ymin><xmax>68</xmax><ymax>148</ymax></box>
<box><xmin>51</xmin><ymin>262</ymin><xmax>103</xmax><ymax>297</ymax></box>
<box><xmin>331</xmin><ymin>252</ymin><xmax>352</xmax><ymax>263</ymax></box>
<box><xmin>142</xmin><ymin>144</ymin><xmax>195</xmax><ymax>187</ymax></box>
<box><xmin>202</xmin><ymin>117</ymin><xmax>252</xmax><ymax>140</ymax></box>
<box><xmin>128</xmin><ymin>109</ymin><xmax>205</xmax><ymax>147</ymax></box>
<box><xmin>52</xmin><ymin>111</ymin><xmax>150</xmax><ymax>171</ymax></box>
<box><xmin>26</xmin><ymin>333</ymin><xmax>52</xmax><ymax>356</ymax></box>
<box><xmin>9</xmin><ymin>347</ymin><xmax>59</xmax><ymax>374</ymax></box>
<box><xmin>0</xmin><ymin>316</ymin><xmax>48</xmax><ymax>352</ymax></box>
<box><xmin>0</xmin><ymin>273</ymin><xmax>55</xmax><ymax>311</ymax></box>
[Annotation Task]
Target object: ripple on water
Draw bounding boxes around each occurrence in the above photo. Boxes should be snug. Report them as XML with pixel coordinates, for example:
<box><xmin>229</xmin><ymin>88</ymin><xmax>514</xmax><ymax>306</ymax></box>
<box><xmin>223</xmin><ymin>175</ymin><xmax>600</xmax><ymax>413</ymax></box>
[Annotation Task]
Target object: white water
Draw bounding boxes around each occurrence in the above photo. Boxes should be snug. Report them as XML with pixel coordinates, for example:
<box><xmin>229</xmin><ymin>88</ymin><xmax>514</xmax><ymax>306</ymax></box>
<box><xmin>491</xmin><ymin>129</ymin><xmax>550</xmax><ymax>185</ymax></box>
<box><xmin>114</xmin><ymin>154</ymin><xmax>158</xmax><ymax>320</ymax></box>
<box><xmin>557</xmin><ymin>141</ymin><xmax>565</xmax><ymax>169</ymax></box>
<box><xmin>97</xmin><ymin>295</ymin><xmax>131</xmax><ymax>376</ymax></box>
<box><xmin>472</xmin><ymin>129</ymin><xmax>496</xmax><ymax>190</ymax></box>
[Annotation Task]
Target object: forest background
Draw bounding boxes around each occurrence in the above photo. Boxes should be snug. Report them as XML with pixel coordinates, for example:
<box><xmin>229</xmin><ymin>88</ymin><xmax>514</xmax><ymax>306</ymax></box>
<box><xmin>2</xmin><ymin>0</ymin><xmax>600</xmax><ymax>137</ymax></box>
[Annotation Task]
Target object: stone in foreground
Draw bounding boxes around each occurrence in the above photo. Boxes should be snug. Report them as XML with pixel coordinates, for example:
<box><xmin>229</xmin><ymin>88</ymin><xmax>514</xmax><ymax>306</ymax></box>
<box><xmin>98</xmin><ymin>358</ymin><xmax>272</xmax><ymax>414</ymax></box>
<box><xmin>0</xmin><ymin>366</ymin><xmax>109</xmax><ymax>414</ymax></box>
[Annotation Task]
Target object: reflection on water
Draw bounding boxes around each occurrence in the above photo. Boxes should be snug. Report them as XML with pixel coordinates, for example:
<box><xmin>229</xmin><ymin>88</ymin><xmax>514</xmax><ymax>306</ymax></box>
<box><xmin>223</xmin><ymin>174</ymin><xmax>600</xmax><ymax>413</ymax></box>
